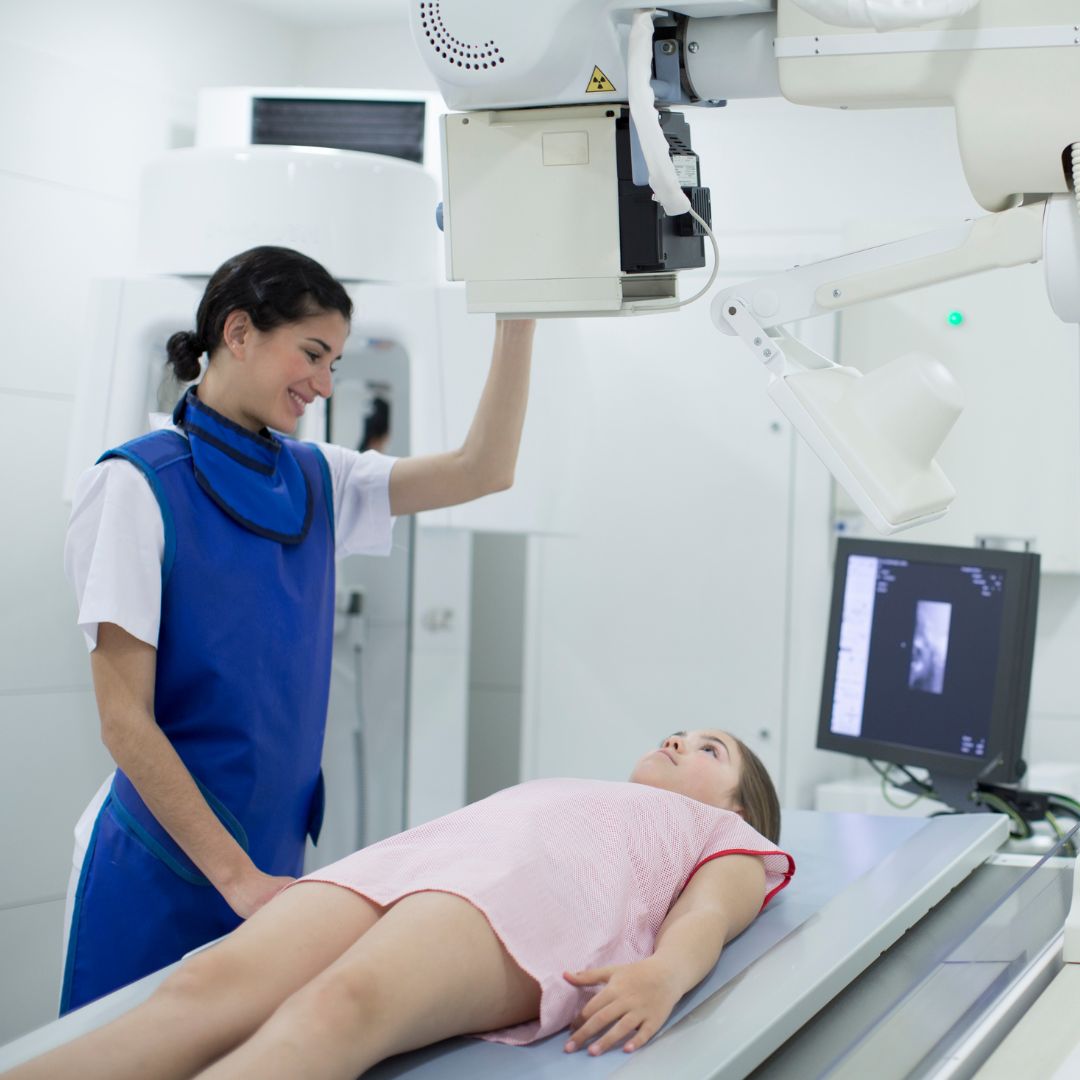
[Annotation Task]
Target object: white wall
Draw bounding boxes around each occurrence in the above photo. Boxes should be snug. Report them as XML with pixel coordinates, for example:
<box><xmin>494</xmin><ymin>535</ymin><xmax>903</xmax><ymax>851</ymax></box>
<box><xmin>1028</xmin><ymin>576</ymin><xmax>1080</xmax><ymax>773</ymax></box>
<box><xmin>0</xmin><ymin>0</ymin><xmax>301</xmax><ymax>1041</ymax></box>
<box><xmin>467</xmin><ymin>534</ymin><xmax>527</xmax><ymax>804</ymax></box>
<box><xmin>296</xmin><ymin>17</ymin><xmax>439</xmax><ymax>91</ymax></box>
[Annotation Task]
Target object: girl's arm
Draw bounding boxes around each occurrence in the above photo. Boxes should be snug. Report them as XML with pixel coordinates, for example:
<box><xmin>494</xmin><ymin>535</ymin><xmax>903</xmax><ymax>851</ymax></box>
<box><xmin>387</xmin><ymin>319</ymin><xmax>535</xmax><ymax>517</ymax></box>
<box><xmin>92</xmin><ymin>622</ymin><xmax>292</xmax><ymax>917</ymax></box>
<box><xmin>563</xmin><ymin>853</ymin><xmax>767</xmax><ymax>1056</ymax></box>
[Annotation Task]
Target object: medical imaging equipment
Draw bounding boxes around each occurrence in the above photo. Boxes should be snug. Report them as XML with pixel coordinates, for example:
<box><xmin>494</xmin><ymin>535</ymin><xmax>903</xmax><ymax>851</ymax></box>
<box><xmin>408</xmin><ymin>0</ymin><xmax>1080</xmax><ymax>532</ymax></box>
<box><xmin>816</xmin><ymin>537</ymin><xmax>1040</xmax><ymax>812</ymax></box>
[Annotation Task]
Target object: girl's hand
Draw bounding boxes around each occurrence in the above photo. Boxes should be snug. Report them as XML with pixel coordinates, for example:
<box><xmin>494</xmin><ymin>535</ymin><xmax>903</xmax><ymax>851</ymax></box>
<box><xmin>562</xmin><ymin>957</ymin><xmax>684</xmax><ymax>1056</ymax></box>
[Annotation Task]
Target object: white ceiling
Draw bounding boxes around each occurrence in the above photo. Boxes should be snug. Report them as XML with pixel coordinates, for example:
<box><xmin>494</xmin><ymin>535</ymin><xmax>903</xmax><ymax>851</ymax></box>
<box><xmin>230</xmin><ymin>0</ymin><xmax>407</xmax><ymax>26</ymax></box>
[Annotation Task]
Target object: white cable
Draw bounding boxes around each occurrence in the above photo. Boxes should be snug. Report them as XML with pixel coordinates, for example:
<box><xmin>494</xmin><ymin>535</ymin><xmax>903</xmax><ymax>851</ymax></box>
<box><xmin>627</xmin><ymin>10</ymin><xmax>691</xmax><ymax>217</ymax></box>
<box><xmin>791</xmin><ymin>0</ymin><xmax>981</xmax><ymax>30</ymax></box>
<box><xmin>667</xmin><ymin>208</ymin><xmax>720</xmax><ymax>309</ymax></box>
<box><xmin>632</xmin><ymin>207</ymin><xmax>720</xmax><ymax>313</ymax></box>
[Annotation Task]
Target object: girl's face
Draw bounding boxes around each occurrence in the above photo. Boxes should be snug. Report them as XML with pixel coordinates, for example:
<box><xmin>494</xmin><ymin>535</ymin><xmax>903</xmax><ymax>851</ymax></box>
<box><xmin>629</xmin><ymin>729</ymin><xmax>744</xmax><ymax>813</ymax></box>
<box><xmin>221</xmin><ymin>308</ymin><xmax>349</xmax><ymax>434</ymax></box>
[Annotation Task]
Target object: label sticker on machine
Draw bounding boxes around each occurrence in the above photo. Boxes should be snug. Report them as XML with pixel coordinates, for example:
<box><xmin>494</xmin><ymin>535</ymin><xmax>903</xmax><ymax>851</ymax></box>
<box><xmin>586</xmin><ymin>66</ymin><xmax>616</xmax><ymax>93</ymax></box>
<box><xmin>671</xmin><ymin>155</ymin><xmax>699</xmax><ymax>186</ymax></box>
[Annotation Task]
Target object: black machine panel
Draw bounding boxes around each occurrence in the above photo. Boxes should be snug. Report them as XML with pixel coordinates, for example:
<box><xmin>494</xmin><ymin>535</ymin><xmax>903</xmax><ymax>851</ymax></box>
<box><xmin>614</xmin><ymin>109</ymin><xmax>711</xmax><ymax>274</ymax></box>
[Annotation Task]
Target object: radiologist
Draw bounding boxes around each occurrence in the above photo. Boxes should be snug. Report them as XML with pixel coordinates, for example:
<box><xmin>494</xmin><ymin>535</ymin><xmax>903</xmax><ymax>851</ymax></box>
<box><xmin>60</xmin><ymin>245</ymin><xmax>535</xmax><ymax>1013</ymax></box>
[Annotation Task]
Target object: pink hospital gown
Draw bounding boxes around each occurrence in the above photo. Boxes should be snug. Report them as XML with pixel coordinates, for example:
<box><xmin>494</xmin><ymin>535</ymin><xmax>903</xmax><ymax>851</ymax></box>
<box><xmin>295</xmin><ymin>778</ymin><xmax>795</xmax><ymax>1044</ymax></box>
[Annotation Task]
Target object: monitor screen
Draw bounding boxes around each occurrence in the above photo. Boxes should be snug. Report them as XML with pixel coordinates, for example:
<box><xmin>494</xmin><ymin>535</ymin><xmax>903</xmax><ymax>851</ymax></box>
<box><xmin>816</xmin><ymin>539</ymin><xmax>1040</xmax><ymax>783</ymax></box>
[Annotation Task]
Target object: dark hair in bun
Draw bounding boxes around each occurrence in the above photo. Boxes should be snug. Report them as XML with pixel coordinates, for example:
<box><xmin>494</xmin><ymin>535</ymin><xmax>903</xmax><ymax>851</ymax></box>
<box><xmin>165</xmin><ymin>330</ymin><xmax>206</xmax><ymax>383</ymax></box>
<box><xmin>165</xmin><ymin>246</ymin><xmax>353</xmax><ymax>383</ymax></box>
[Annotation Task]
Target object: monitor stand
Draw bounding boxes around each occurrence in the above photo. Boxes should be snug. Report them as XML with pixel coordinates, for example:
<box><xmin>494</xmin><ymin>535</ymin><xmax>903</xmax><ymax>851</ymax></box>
<box><xmin>899</xmin><ymin>773</ymin><xmax>989</xmax><ymax>814</ymax></box>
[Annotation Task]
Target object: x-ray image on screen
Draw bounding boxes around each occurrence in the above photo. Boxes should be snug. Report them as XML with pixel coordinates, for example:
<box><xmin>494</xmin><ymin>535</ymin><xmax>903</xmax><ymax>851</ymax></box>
<box><xmin>823</xmin><ymin>550</ymin><xmax>1010</xmax><ymax>758</ymax></box>
<box><xmin>819</xmin><ymin>539</ymin><xmax>1040</xmax><ymax>780</ymax></box>
<box><xmin>908</xmin><ymin>600</ymin><xmax>951</xmax><ymax>694</ymax></box>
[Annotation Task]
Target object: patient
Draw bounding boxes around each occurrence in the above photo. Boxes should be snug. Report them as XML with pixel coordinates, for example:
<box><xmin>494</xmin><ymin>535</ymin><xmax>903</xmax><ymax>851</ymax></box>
<box><xmin>5</xmin><ymin>730</ymin><xmax>792</xmax><ymax>1080</ymax></box>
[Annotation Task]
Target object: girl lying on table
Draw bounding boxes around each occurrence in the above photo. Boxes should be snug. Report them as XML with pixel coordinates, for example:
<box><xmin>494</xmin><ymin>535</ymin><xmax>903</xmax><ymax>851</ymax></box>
<box><xmin>6</xmin><ymin>728</ymin><xmax>793</xmax><ymax>1080</ymax></box>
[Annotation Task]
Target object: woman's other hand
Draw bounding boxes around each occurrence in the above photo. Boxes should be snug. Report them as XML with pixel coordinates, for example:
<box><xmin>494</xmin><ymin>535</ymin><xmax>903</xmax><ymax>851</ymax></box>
<box><xmin>222</xmin><ymin>868</ymin><xmax>296</xmax><ymax>919</ymax></box>
<box><xmin>562</xmin><ymin>956</ymin><xmax>683</xmax><ymax>1055</ymax></box>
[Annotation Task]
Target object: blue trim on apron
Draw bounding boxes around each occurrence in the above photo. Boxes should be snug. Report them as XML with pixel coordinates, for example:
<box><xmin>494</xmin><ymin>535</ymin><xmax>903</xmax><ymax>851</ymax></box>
<box><xmin>173</xmin><ymin>390</ymin><xmax>313</xmax><ymax>544</ymax></box>
<box><xmin>106</xmin><ymin>785</ymin><xmax>212</xmax><ymax>887</ymax></box>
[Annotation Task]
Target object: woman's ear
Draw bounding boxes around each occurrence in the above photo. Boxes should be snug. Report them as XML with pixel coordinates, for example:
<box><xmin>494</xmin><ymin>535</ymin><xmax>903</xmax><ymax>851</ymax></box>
<box><xmin>222</xmin><ymin>309</ymin><xmax>251</xmax><ymax>359</ymax></box>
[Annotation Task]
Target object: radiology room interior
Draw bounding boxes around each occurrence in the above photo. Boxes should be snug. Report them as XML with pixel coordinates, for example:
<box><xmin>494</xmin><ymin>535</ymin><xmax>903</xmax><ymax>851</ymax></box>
<box><xmin>3</xmin><ymin>0</ymin><xmax>1080</xmax><ymax>1051</ymax></box>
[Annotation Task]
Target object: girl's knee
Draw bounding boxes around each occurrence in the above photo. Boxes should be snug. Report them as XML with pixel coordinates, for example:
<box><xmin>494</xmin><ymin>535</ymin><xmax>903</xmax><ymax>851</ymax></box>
<box><xmin>154</xmin><ymin>947</ymin><xmax>234</xmax><ymax>1008</ymax></box>
<box><xmin>281</xmin><ymin>966</ymin><xmax>385</xmax><ymax>1036</ymax></box>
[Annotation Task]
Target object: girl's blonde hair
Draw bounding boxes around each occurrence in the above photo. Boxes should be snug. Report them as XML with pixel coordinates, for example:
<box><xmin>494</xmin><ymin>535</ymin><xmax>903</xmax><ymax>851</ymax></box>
<box><xmin>731</xmin><ymin>737</ymin><xmax>781</xmax><ymax>844</ymax></box>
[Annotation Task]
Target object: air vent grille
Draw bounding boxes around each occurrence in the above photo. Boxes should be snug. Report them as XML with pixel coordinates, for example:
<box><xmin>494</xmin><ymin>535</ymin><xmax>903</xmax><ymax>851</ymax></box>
<box><xmin>252</xmin><ymin>98</ymin><xmax>427</xmax><ymax>164</ymax></box>
<box><xmin>418</xmin><ymin>1</ymin><xmax>505</xmax><ymax>72</ymax></box>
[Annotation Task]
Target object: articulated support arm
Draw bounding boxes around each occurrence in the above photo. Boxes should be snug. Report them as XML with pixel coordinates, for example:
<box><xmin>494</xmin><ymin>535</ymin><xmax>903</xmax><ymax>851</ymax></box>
<box><xmin>710</xmin><ymin>197</ymin><xmax>1075</xmax><ymax>533</ymax></box>
<box><xmin>713</xmin><ymin>199</ymin><xmax>1046</xmax><ymax>335</ymax></box>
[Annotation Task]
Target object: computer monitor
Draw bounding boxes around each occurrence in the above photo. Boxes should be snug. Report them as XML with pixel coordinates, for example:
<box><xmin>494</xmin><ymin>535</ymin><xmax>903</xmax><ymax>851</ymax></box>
<box><xmin>816</xmin><ymin>538</ymin><xmax>1040</xmax><ymax>805</ymax></box>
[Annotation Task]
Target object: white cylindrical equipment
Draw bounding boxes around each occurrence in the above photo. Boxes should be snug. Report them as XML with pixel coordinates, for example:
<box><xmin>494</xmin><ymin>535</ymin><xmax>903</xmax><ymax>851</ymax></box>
<box><xmin>137</xmin><ymin>146</ymin><xmax>439</xmax><ymax>283</ymax></box>
<box><xmin>1043</xmin><ymin>166</ymin><xmax>1080</xmax><ymax>325</ymax></box>
<box><xmin>791</xmin><ymin>0</ymin><xmax>982</xmax><ymax>30</ymax></box>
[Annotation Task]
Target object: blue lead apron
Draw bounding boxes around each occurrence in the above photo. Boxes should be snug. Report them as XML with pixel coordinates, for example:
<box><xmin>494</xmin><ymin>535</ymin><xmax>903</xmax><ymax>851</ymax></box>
<box><xmin>61</xmin><ymin>391</ymin><xmax>335</xmax><ymax>1014</ymax></box>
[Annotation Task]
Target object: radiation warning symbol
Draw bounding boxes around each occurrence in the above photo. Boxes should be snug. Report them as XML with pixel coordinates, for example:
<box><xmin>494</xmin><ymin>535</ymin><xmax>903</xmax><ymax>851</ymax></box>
<box><xmin>586</xmin><ymin>66</ymin><xmax>616</xmax><ymax>93</ymax></box>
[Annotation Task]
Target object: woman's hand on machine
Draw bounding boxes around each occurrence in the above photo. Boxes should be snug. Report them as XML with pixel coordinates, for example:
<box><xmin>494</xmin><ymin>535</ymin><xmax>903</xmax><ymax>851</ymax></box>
<box><xmin>561</xmin><ymin>956</ymin><xmax>683</xmax><ymax>1055</ymax></box>
<box><xmin>220</xmin><ymin>866</ymin><xmax>296</xmax><ymax>919</ymax></box>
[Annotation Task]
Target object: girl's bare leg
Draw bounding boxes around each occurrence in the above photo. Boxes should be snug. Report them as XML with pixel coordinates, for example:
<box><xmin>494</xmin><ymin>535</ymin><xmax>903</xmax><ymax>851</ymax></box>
<box><xmin>2</xmin><ymin>884</ymin><xmax>381</xmax><ymax>1080</ymax></box>
<box><xmin>196</xmin><ymin>891</ymin><xmax>541</xmax><ymax>1080</ymax></box>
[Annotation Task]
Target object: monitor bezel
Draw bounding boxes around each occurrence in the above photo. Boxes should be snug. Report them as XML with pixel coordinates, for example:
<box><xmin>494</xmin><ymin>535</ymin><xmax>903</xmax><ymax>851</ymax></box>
<box><xmin>815</xmin><ymin>537</ymin><xmax>1040</xmax><ymax>783</ymax></box>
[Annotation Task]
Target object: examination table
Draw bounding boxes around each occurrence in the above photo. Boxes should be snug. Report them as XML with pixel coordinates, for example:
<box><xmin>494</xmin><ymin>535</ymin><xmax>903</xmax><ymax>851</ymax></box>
<box><xmin>5</xmin><ymin>809</ymin><xmax>1070</xmax><ymax>1079</ymax></box>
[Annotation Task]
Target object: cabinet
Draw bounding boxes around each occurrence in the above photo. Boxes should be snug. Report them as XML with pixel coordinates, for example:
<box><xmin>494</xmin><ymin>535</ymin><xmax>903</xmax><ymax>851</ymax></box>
<box><xmin>837</xmin><ymin>260</ymin><xmax>1080</xmax><ymax>571</ymax></box>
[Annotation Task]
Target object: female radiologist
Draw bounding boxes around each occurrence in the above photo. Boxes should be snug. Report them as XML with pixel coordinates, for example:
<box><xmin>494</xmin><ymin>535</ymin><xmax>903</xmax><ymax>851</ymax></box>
<box><xmin>60</xmin><ymin>245</ymin><xmax>535</xmax><ymax>1014</ymax></box>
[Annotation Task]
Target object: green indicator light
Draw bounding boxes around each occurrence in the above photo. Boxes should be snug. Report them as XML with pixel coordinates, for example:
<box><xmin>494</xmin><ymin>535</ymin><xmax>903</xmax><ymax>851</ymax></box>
<box><xmin>947</xmin><ymin>310</ymin><xmax>964</xmax><ymax>326</ymax></box>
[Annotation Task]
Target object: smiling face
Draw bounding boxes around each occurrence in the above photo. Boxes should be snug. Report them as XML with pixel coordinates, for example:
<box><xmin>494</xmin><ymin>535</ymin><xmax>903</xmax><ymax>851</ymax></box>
<box><xmin>629</xmin><ymin>729</ymin><xmax>745</xmax><ymax>813</ymax></box>
<box><xmin>211</xmin><ymin>306</ymin><xmax>349</xmax><ymax>435</ymax></box>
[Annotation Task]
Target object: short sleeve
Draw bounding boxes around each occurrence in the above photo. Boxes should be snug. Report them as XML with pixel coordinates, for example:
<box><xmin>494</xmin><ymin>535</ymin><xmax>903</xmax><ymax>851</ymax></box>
<box><xmin>64</xmin><ymin>459</ymin><xmax>165</xmax><ymax>651</ymax></box>
<box><xmin>313</xmin><ymin>442</ymin><xmax>398</xmax><ymax>559</ymax></box>
<box><xmin>689</xmin><ymin>814</ymin><xmax>796</xmax><ymax>912</ymax></box>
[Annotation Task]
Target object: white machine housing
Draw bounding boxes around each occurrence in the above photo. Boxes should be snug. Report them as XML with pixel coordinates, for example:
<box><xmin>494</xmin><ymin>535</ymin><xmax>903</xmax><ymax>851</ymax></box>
<box><xmin>441</xmin><ymin>104</ymin><xmax>684</xmax><ymax>315</ymax></box>
<box><xmin>136</xmin><ymin>145</ymin><xmax>440</xmax><ymax>283</ymax></box>
<box><xmin>411</xmin><ymin>0</ymin><xmax>779</xmax><ymax>110</ymax></box>
<box><xmin>412</xmin><ymin>0</ymin><xmax>1080</xmax><ymax>532</ymax></box>
<box><xmin>416</xmin><ymin>0</ymin><xmax>1080</xmax><ymax>315</ymax></box>
<box><xmin>775</xmin><ymin>0</ymin><xmax>1080</xmax><ymax>212</ymax></box>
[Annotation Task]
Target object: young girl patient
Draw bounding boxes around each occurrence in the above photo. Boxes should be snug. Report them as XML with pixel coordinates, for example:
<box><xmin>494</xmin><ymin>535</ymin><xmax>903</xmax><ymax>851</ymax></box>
<box><xmin>7</xmin><ymin>730</ymin><xmax>793</xmax><ymax>1080</ymax></box>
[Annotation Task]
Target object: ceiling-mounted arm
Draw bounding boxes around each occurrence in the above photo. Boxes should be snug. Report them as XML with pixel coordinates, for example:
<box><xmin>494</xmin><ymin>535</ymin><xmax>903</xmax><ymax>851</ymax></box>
<box><xmin>708</xmin><ymin>200</ymin><xmax>1060</xmax><ymax>535</ymax></box>
<box><xmin>712</xmin><ymin>200</ymin><xmax>1046</xmax><ymax>335</ymax></box>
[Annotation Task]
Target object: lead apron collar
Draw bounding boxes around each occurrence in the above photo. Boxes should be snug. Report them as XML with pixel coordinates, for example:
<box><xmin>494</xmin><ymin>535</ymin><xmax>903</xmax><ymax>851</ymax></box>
<box><xmin>173</xmin><ymin>389</ymin><xmax>312</xmax><ymax>543</ymax></box>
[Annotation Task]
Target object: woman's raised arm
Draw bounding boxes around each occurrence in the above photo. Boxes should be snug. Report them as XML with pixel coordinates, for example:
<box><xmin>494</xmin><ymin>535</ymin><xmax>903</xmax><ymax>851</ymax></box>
<box><xmin>387</xmin><ymin>319</ymin><xmax>535</xmax><ymax>517</ymax></box>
